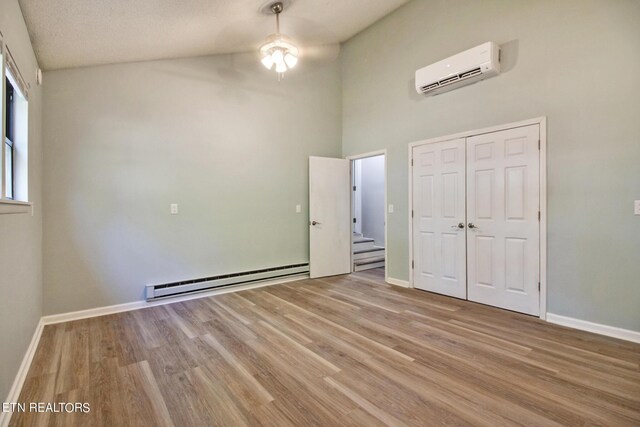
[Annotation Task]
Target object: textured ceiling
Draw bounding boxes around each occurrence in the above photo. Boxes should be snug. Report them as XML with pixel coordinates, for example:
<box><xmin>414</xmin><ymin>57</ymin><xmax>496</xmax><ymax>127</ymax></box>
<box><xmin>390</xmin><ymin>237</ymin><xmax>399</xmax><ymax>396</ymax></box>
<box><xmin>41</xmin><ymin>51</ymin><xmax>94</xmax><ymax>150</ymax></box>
<box><xmin>18</xmin><ymin>0</ymin><xmax>409</xmax><ymax>70</ymax></box>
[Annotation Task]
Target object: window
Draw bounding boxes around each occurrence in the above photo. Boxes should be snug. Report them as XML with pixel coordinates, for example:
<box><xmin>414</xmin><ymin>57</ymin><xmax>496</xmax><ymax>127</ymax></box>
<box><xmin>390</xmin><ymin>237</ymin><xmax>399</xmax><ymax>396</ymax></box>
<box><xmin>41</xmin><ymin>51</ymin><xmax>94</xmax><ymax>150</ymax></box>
<box><xmin>5</xmin><ymin>76</ymin><xmax>14</xmax><ymax>199</ymax></box>
<box><xmin>0</xmin><ymin>42</ymin><xmax>30</xmax><ymax>213</ymax></box>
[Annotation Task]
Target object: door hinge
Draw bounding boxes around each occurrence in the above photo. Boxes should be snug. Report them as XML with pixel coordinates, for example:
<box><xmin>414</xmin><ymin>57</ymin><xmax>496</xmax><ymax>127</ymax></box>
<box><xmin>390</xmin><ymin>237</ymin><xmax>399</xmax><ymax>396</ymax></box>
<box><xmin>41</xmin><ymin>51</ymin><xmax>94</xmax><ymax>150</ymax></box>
<box><xmin>353</xmin><ymin>218</ymin><xmax>356</xmax><ymax>223</ymax></box>
<box><xmin>411</xmin><ymin>158</ymin><xmax>414</xmax><ymax>166</ymax></box>
<box><xmin>411</xmin><ymin>210</ymin><xmax>414</xmax><ymax>218</ymax></box>
<box><xmin>538</xmin><ymin>282</ymin><xmax>541</xmax><ymax>291</ymax></box>
<box><xmin>538</xmin><ymin>139</ymin><xmax>541</xmax><ymax>150</ymax></box>
<box><xmin>538</xmin><ymin>211</ymin><xmax>541</xmax><ymax>221</ymax></box>
<box><xmin>412</xmin><ymin>260</ymin><xmax>414</xmax><ymax>269</ymax></box>
<box><xmin>353</xmin><ymin>186</ymin><xmax>356</xmax><ymax>191</ymax></box>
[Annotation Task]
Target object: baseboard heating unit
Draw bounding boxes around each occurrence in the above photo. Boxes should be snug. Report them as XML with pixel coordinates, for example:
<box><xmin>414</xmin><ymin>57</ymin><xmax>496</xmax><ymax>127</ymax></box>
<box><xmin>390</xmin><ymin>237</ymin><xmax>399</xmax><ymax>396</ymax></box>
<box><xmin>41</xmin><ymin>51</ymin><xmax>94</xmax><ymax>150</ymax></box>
<box><xmin>145</xmin><ymin>263</ymin><xmax>309</xmax><ymax>301</ymax></box>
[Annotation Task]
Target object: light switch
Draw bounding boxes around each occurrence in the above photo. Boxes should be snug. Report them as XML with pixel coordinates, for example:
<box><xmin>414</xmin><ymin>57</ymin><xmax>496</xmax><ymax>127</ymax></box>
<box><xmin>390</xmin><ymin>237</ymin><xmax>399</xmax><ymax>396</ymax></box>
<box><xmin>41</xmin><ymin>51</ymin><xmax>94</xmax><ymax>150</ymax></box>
<box><xmin>635</xmin><ymin>200</ymin><xmax>640</xmax><ymax>215</ymax></box>
<box><xmin>295</xmin><ymin>204</ymin><xmax>301</xmax><ymax>213</ymax></box>
<box><xmin>388</xmin><ymin>204</ymin><xmax>394</xmax><ymax>213</ymax></box>
<box><xmin>170</xmin><ymin>204</ymin><xmax>178</xmax><ymax>215</ymax></box>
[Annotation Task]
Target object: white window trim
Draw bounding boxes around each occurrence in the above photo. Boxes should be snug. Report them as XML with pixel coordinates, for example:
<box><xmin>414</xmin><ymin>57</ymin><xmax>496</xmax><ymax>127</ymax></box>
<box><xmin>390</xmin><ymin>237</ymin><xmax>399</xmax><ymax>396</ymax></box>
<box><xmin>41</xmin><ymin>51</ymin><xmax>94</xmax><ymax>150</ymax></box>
<box><xmin>0</xmin><ymin>34</ymin><xmax>32</xmax><ymax>214</ymax></box>
<box><xmin>1</xmin><ymin>33</ymin><xmax>6</xmax><ymax>204</ymax></box>
<box><xmin>0</xmin><ymin>198</ymin><xmax>32</xmax><ymax>214</ymax></box>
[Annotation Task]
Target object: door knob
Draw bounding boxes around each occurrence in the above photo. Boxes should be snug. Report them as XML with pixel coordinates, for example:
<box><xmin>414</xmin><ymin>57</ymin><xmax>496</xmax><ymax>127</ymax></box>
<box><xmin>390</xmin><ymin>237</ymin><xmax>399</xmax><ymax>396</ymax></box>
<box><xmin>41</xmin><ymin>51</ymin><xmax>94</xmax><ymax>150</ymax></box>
<box><xmin>451</xmin><ymin>222</ymin><xmax>465</xmax><ymax>229</ymax></box>
<box><xmin>468</xmin><ymin>222</ymin><xmax>478</xmax><ymax>229</ymax></box>
<box><xmin>311</xmin><ymin>221</ymin><xmax>321</xmax><ymax>226</ymax></box>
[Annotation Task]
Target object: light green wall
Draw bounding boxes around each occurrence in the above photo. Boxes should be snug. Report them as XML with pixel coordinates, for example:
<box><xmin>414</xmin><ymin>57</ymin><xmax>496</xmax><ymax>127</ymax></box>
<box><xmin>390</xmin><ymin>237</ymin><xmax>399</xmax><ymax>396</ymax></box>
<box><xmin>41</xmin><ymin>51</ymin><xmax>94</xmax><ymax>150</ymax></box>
<box><xmin>42</xmin><ymin>53</ymin><xmax>342</xmax><ymax>315</ymax></box>
<box><xmin>0</xmin><ymin>0</ymin><xmax>43</xmax><ymax>401</ymax></box>
<box><xmin>341</xmin><ymin>0</ymin><xmax>640</xmax><ymax>330</ymax></box>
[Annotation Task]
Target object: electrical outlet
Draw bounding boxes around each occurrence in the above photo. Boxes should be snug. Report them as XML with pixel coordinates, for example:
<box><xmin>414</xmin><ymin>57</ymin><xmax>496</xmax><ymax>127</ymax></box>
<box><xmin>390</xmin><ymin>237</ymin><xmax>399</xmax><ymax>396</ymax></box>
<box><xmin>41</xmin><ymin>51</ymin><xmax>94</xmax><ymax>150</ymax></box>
<box><xmin>635</xmin><ymin>200</ymin><xmax>640</xmax><ymax>215</ymax></box>
<box><xmin>388</xmin><ymin>204</ymin><xmax>394</xmax><ymax>213</ymax></box>
<box><xmin>170</xmin><ymin>204</ymin><xmax>178</xmax><ymax>215</ymax></box>
<box><xmin>295</xmin><ymin>204</ymin><xmax>301</xmax><ymax>213</ymax></box>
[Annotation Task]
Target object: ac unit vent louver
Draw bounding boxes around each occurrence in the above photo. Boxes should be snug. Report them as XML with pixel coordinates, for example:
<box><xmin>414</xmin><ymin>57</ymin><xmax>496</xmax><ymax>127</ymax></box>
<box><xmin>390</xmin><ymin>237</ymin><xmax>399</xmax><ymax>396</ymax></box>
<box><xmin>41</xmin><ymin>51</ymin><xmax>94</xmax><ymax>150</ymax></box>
<box><xmin>459</xmin><ymin>67</ymin><xmax>482</xmax><ymax>79</ymax></box>
<box><xmin>420</xmin><ymin>82</ymin><xmax>440</xmax><ymax>92</ymax></box>
<box><xmin>420</xmin><ymin>67</ymin><xmax>485</xmax><ymax>95</ymax></box>
<box><xmin>438</xmin><ymin>75</ymin><xmax>460</xmax><ymax>86</ymax></box>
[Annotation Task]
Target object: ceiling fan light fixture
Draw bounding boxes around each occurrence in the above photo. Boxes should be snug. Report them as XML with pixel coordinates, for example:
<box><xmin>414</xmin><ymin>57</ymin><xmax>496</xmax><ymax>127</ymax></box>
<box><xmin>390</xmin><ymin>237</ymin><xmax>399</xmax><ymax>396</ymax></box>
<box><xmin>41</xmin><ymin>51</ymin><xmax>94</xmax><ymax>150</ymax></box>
<box><xmin>261</xmin><ymin>55</ymin><xmax>274</xmax><ymax>70</ymax></box>
<box><xmin>271</xmin><ymin>48</ymin><xmax>284</xmax><ymax>64</ymax></box>
<box><xmin>284</xmin><ymin>52</ymin><xmax>298</xmax><ymax>68</ymax></box>
<box><xmin>275</xmin><ymin>61</ymin><xmax>287</xmax><ymax>73</ymax></box>
<box><xmin>259</xmin><ymin>2</ymin><xmax>299</xmax><ymax>79</ymax></box>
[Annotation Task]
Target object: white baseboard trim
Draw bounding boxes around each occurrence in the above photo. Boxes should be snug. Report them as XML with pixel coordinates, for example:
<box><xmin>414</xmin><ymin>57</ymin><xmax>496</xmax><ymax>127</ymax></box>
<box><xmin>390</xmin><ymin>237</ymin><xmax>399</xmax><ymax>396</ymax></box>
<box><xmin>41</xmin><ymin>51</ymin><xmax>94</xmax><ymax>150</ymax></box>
<box><xmin>0</xmin><ymin>319</ymin><xmax>45</xmax><ymax>427</ymax></box>
<box><xmin>386</xmin><ymin>277</ymin><xmax>410</xmax><ymax>288</ymax></box>
<box><xmin>546</xmin><ymin>313</ymin><xmax>640</xmax><ymax>344</ymax></box>
<box><xmin>42</xmin><ymin>274</ymin><xmax>310</xmax><ymax>325</ymax></box>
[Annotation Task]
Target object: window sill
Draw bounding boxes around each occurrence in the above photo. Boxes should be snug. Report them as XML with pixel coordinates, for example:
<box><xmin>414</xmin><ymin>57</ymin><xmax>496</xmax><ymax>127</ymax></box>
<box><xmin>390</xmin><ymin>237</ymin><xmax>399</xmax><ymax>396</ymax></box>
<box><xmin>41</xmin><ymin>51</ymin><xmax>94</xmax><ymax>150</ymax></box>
<box><xmin>0</xmin><ymin>199</ymin><xmax>32</xmax><ymax>215</ymax></box>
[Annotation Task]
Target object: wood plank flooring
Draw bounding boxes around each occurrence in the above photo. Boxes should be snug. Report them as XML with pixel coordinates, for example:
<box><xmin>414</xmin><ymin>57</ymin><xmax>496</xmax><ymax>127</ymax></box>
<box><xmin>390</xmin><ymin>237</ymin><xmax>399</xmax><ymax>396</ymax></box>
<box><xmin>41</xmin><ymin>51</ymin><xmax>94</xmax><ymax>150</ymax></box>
<box><xmin>10</xmin><ymin>268</ymin><xmax>640</xmax><ymax>426</ymax></box>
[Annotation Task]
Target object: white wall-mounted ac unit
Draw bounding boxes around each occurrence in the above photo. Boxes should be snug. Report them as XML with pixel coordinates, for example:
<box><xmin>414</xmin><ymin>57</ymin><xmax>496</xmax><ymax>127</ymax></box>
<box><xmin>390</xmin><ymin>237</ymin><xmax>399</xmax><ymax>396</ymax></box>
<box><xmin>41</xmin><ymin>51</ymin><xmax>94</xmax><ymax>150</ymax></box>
<box><xmin>415</xmin><ymin>41</ymin><xmax>501</xmax><ymax>96</ymax></box>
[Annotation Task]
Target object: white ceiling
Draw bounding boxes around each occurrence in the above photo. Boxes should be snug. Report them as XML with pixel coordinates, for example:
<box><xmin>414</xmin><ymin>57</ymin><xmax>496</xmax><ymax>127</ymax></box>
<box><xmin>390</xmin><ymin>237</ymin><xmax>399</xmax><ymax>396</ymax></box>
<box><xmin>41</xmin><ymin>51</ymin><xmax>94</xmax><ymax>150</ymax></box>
<box><xmin>18</xmin><ymin>0</ymin><xmax>409</xmax><ymax>71</ymax></box>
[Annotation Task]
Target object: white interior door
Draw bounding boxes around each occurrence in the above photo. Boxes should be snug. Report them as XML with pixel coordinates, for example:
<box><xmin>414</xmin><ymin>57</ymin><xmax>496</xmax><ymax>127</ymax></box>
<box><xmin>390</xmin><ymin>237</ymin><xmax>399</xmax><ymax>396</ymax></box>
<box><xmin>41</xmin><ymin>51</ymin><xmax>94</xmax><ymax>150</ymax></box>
<box><xmin>412</xmin><ymin>139</ymin><xmax>467</xmax><ymax>299</ymax></box>
<box><xmin>309</xmin><ymin>156</ymin><xmax>351</xmax><ymax>278</ymax></box>
<box><xmin>466</xmin><ymin>125</ymin><xmax>540</xmax><ymax>315</ymax></box>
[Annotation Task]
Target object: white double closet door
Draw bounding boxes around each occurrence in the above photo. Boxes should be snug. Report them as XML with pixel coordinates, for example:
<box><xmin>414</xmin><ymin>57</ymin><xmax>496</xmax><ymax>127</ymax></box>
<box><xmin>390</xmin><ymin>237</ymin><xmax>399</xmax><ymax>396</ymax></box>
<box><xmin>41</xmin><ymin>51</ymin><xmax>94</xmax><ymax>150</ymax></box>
<box><xmin>412</xmin><ymin>124</ymin><xmax>540</xmax><ymax>316</ymax></box>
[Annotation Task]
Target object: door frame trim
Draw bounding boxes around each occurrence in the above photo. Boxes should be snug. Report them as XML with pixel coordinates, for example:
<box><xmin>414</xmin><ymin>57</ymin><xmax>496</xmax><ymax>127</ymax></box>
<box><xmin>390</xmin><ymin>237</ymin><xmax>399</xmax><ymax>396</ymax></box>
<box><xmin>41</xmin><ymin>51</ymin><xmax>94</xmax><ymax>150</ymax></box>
<box><xmin>352</xmin><ymin>160</ymin><xmax>362</xmax><ymax>234</ymax></box>
<box><xmin>408</xmin><ymin>117</ymin><xmax>547</xmax><ymax>319</ymax></box>
<box><xmin>346</xmin><ymin>150</ymin><xmax>388</xmax><ymax>280</ymax></box>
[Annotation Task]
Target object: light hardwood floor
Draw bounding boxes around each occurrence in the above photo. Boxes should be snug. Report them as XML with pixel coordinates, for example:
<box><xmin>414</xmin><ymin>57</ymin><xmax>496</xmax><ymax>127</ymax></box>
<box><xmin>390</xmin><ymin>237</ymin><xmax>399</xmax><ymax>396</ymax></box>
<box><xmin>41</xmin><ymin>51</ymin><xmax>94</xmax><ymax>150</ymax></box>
<box><xmin>10</xmin><ymin>268</ymin><xmax>640</xmax><ymax>426</ymax></box>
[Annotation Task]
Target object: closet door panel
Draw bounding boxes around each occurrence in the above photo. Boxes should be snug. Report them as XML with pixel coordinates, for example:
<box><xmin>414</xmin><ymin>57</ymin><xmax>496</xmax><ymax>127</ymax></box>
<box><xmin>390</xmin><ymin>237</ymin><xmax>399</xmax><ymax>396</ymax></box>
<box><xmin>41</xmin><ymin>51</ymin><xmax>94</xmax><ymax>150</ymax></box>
<box><xmin>412</xmin><ymin>139</ymin><xmax>467</xmax><ymax>299</ymax></box>
<box><xmin>466</xmin><ymin>125</ymin><xmax>540</xmax><ymax>315</ymax></box>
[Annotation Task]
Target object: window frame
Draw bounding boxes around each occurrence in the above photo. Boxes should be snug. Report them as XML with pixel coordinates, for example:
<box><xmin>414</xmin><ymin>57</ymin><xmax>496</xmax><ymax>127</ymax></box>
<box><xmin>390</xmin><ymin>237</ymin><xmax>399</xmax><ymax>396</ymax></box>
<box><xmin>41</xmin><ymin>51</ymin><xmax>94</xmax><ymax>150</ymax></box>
<box><xmin>4</xmin><ymin>135</ymin><xmax>14</xmax><ymax>200</ymax></box>
<box><xmin>5</xmin><ymin>75</ymin><xmax>14</xmax><ymax>199</ymax></box>
<box><xmin>0</xmin><ymin>36</ymin><xmax>31</xmax><ymax>214</ymax></box>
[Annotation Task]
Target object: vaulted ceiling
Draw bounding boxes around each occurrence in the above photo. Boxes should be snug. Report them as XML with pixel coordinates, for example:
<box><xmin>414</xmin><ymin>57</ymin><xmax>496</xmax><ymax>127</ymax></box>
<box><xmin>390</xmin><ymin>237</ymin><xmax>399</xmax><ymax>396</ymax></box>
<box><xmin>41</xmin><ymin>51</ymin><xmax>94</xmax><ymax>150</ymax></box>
<box><xmin>18</xmin><ymin>0</ymin><xmax>409</xmax><ymax>70</ymax></box>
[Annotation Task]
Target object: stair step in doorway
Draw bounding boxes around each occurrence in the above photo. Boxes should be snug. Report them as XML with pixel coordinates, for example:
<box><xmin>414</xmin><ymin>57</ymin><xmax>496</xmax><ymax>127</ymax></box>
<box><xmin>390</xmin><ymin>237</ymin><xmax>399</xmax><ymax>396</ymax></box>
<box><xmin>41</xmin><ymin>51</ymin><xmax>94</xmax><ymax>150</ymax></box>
<box><xmin>352</xmin><ymin>232</ymin><xmax>384</xmax><ymax>272</ymax></box>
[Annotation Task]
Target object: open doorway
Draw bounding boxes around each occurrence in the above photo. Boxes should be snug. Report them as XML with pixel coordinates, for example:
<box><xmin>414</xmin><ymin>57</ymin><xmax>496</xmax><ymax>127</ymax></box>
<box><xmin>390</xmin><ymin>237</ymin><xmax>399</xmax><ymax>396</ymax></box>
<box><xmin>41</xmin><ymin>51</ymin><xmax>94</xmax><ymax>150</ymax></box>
<box><xmin>350</xmin><ymin>153</ymin><xmax>386</xmax><ymax>274</ymax></box>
